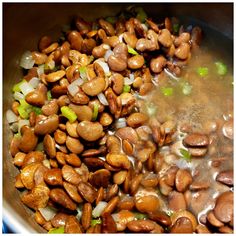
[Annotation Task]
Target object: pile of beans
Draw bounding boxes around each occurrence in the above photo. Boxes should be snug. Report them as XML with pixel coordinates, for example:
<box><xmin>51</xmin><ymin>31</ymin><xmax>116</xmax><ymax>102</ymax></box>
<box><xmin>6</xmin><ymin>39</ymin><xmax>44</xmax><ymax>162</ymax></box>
<box><xmin>8</xmin><ymin>8</ymin><xmax>233</xmax><ymax>234</ymax></box>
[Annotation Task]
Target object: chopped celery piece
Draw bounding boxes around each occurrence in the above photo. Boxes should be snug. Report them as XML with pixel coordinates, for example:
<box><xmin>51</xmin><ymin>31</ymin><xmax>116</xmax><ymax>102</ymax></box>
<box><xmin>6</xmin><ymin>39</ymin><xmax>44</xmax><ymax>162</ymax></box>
<box><xmin>172</xmin><ymin>23</ymin><xmax>180</xmax><ymax>34</ymax></box>
<box><xmin>215</xmin><ymin>61</ymin><xmax>228</xmax><ymax>76</ymax></box>
<box><xmin>105</xmin><ymin>16</ymin><xmax>117</xmax><ymax>24</ymax></box>
<box><xmin>127</xmin><ymin>45</ymin><xmax>139</xmax><ymax>55</ymax></box>
<box><xmin>123</xmin><ymin>85</ymin><xmax>131</xmax><ymax>93</ymax></box>
<box><xmin>19</xmin><ymin>99</ymin><xmax>31</xmax><ymax>108</ymax></box>
<box><xmin>135</xmin><ymin>7</ymin><xmax>147</xmax><ymax>23</ymax></box>
<box><xmin>134</xmin><ymin>212</ymin><xmax>148</xmax><ymax>220</ymax></box>
<box><xmin>14</xmin><ymin>133</ymin><xmax>21</xmax><ymax>139</ymax></box>
<box><xmin>31</xmin><ymin>106</ymin><xmax>42</xmax><ymax>115</ymax></box>
<box><xmin>182</xmin><ymin>82</ymin><xmax>192</xmax><ymax>95</ymax></box>
<box><xmin>179</xmin><ymin>148</ymin><xmax>191</xmax><ymax>161</ymax></box>
<box><xmin>17</xmin><ymin>105</ymin><xmax>29</xmax><ymax>119</ymax></box>
<box><xmin>161</xmin><ymin>87</ymin><xmax>173</xmax><ymax>96</ymax></box>
<box><xmin>197</xmin><ymin>67</ymin><xmax>208</xmax><ymax>77</ymax></box>
<box><xmin>165</xmin><ymin>210</ymin><xmax>174</xmax><ymax>217</ymax></box>
<box><xmin>61</xmin><ymin>106</ymin><xmax>77</xmax><ymax>123</ymax></box>
<box><xmin>91</xmin><ymin>218</ymin><xmax>102</xmax><ymax>227</ymax></box>
<box><xmin>47</xmin><ymin>91</ymin><xmax>52</xmax><ymax>101</ymax></box>
<box><xmin>79</xmin><ymin>66</ymin><xmax>87</xmax><ymax>80</ymax></box>
<box><xmin>12</xmin><ymin>80</ymin><xmax>26</xmax><ymax>93</ymax></box>
<box><xmin>92</xmin><ymin>103</ymin><xmax>99</xmax><ymax>121</ymax></box>
<box><xmin>48</xmin><ymin>226</ymin><xmax>64</xmax><ymax>234</ymax></box>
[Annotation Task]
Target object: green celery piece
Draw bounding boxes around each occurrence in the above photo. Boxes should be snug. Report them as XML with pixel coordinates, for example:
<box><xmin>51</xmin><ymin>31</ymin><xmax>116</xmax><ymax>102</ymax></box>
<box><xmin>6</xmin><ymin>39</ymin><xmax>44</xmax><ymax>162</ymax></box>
<box><xmin>134</xmin><ymin>212</ymin><xmax>148</xmax><ymax>220</ymax></box>
<box><xmin>172</xmin><ymin>23</ymin><xmax>180</xmax><ymax>34</ymax></box>
<box><xmin>123</xmin><ymin>85</ymin><xmax>131</xmax><ymax>93</ymax></box>
<box><xmin>79</xmin><ymin>66</ymin><xmax>87</xmax><ymax>80</ymax></box>
<box><xmin>12</xmin><ymin>80</ymin><xmax>26</xmax><ymax>93</ymax></box>
<box><xmin>31</xmin><ymin>106</ymin><xmax>42</xmax><ymax>115</ymax></box>
<box><xmin>165</xmin><ymin>210</ymin><xmax>174</xmax><ymax>217</ymax></box>
<box><xmin>215</xmin><ymin>61</ymin><xmax>228</xmax><ymax>76</ymax></box>
<box><xmin>48</xmin><ymin>226</ymin><xmax>64</xmax><ymax>234</ymax></box>
<box><xmin>197</xmin><ymin>67</ymin><xmax>208</xmax><ymax>77</ymax></box>
<box><xmin>47</xmin><ymin>91</ymin><xmax>52</xmax><ymax>101</ymax></box>
<box><xmin>179</xmin><ymin>148</ymin><xmax>192</xmax><ymax>161</ymax></box>
<box><xmin>17</xmin><ymin>105</ymin><xmax>29</xmax><ymax>119</ymax></box>
<box><xmin>61</xmin><ymin>106</ymin><xmax>77</xmax><ymax>123</ymax></box>
<box><xmin>105</xmin><ymin>16</ymin><xmax>117</xmax><ymax>24</ymax></box>
<box><xmin>161</xmin><ymin>87</ymin><xmax>173</xmax><ymax>96</ymax></box>
<box><xmin>127</xmin><ymin>45</ymin><xmax>139</xmax><ymax>55</ymax></box>
<box><xmin>91</xmin><ymin>219</ymin><xmax>102</xmax><ymax>227</ymax></box>
<box><xmin>92</xmin><ymin>103</ymin><xmax>99</xmax><ymax>121</ymax></box>
<box><xmin>135</xmin><ymin>7</ymin><xmax>147</xmax><ymax>23</ymax></box>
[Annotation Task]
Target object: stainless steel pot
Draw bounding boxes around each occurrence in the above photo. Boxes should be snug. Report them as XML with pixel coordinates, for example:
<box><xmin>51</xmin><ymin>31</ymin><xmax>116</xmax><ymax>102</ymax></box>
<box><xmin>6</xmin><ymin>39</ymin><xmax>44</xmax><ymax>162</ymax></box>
<box><xmin>3</xmin><ymin>3</ymin><xmax>233</xmax><ymax>233</ymax></box>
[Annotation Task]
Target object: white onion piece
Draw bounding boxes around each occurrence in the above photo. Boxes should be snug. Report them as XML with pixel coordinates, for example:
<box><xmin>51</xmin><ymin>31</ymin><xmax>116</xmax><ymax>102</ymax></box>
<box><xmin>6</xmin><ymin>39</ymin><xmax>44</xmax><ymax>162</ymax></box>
<box><xmin>6</xmin><ymin>109</ymin><xmax>18</xmax><ymax>123</ymax></box>
<box><xmin>118</xmin><ymin>33</ymin><xmax>124</xmax><ymax>43</ymax></box>
<box><xmin>92</xmin><ymin>201</ymin><xmax>108</xmax><ymax>218</ymax></box>
<box><xmin>10</xmin><ymin>123</ymin><xmax>19</xmax><ymax>133</ymax></box>
<box><xmin>19</xmin><ymin>81</ymin><xmax>34</xmax><ymax>95</ymax></box>
<box><xmin>111</xmin><ymin>213</ymin><xmax>120</xmax><ymax>222</ymax></box>
<box><xmin>18</xmin><ymin>119</ymin><xmax>30</xmax><ymax>133</ymax></box>
<box><xmin>67</xmin><ymin>78</ymin><xmax>84</xmax><ymax>96</ymax></box>
<box><xmin>115</xmin><ymin>118</ymin><xmax>127</xmax><ymax>129</ymax></box>
<box><xmin>42</xmin><ymin>159</ymin><xmax>51</xmax><ymax>169</ymax></box>
<box><xmin>37</xmin><ymin>64</ymin><xmax>44</xmax><ymax>76</ymax></box>
<box><xmin>97</xmin><ymin>93</ymin><xmax>109</xmax><ymax>106</ymax></box>
<box><xmin>76</xmin><ymin>205</ymin><xmax>83</xmax><ymax>221</ymax></box>
<box><xmin>19</xmin><ymin>51</ymin><xmax>35</xmax><ymax>69</ymax></box>
<box><xmin>104</xmin><ymin>49</ymin><xmax>114</xmax><ymax>62</ymax></box>
<box><xmin>28</xmin><ymin>77</ymin><xmax>40</xmax><ymax>88</ymax></box>
<box><xmin>141</xmin><ymin>23</ymin><xmax>148</xmax><ymax>31</ymax></box>
<box><xmin>13</xmin><ymin>92</ymin><xmax>25</xmax><ymax>101</ymax></box>
<box><xmin>175</xmin><ymin>158</ymin><xmax>192</xmax><ymax>169</ymax></box>
<box><xmin>39</xmin><ymin>206</ymin><xmax>57</xmax><ymax>221</ymax></box>
<box><xmin>47</xmin><ymin>60</ymin><xmax>55</xmax><ymax>70</ymax></box>
<box><xmin>95</xmin><ymin>59</ymin><xmax>110</xmax><ymax>76</ymax></box>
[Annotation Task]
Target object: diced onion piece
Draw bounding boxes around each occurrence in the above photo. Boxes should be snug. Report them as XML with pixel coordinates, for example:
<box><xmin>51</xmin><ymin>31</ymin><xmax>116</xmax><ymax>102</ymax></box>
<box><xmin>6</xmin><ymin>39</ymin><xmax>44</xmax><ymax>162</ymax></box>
<box><xmin>37</xmin><ymin>64</ymin><xmax>45</xmax><ymax>76</ymax></box>
<box><xmin>68</xmin><ymin>83</ymin><xmax>79</xmax><ymax>97</ymax></box>
<box><xmin>19</xmin><ymin>81</ymin><xmax>34</xmax><ymax>96</ymax></box>
<box><xmin>39</xmin><ymin>206</ymin><xmax>57</xmax><ymax>221</ymax></box>
<box><xmin>19</xmin><ymin>51</ymin><xmax>35</xmax><ymax>69</ymax></box>
<box><xmin>6</xmin><ymin>109</ymin><xmax>18</xmax><ymax>123</ymax></box>
<box><xmin>92</xmin><ymin>201</ymin><xmax>108</xmax><ymax>218</ymax></box>
<box><xmin>18</xmin><ymin>119</ymin><xmax>30</xmax><ymax>133</ymax></box>
<box><xmin>95</xmin><ymin>59</ymin><xmax>110</xmax><ymax>76</ymax></box>
<box><xmin>28</xmin><ymin>77</ymin><xmax>40</xmax><ymax>89</ymax></box>
<box><xmin>115</xmin><ymin>118</ymin><xmax>127</xmax><ymax>129</ymax></box>
<box><xmin>118</xmin><ymin>33</ymin><xmax>124</xmax><ymax>43</ymax></box>
<box><xmin>10</xmin><ymin>123</ymin><xmax>19</xmax><ymax>133</ymax></box>
<box><xmin>104</xmin><ymin>49</ymin><xmax>114</xmax><ymax>61</ymax></box>
<box><xmin>97</xmin><ymin>93</ymin><xmax>109</xmax><ymax>106</ymax></box>
<box><xmin>141</xmin><ymin>23</ymin><xmax>148</xmax><ymax>31</ymax></box>
<box><xmin>76</xmin><ymin>204</ymin><xmax>83</xmax><ymax>221</ymax></box>
<box><xmin>112</xmin><ymin>213</ymin><xmax>120</xmax><ymax>222</ymax></box>
<box><xmin>42</xmin><ymin>159</ymin><xmax>51</xmax><ymax>169</ymax></box>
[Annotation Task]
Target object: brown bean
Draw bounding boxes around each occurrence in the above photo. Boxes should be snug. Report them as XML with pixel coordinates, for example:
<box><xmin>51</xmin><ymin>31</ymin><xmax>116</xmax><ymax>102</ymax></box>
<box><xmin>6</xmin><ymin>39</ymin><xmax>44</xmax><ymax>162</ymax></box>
<box><xmin>118</xmin><ymin>197</ymin><xmax>135</xmax><ymax>211</ymax></box>
<box><xmin>148</xmin><ymin>211</ymin><xmax>171</xmax><ymax>227</ymax></box>
<box><xmin>127</xmin><ymin>55</ymin><xmax>145</xmax><ymax>69</ymax></box>
<box><xmin>214</xmin><ymin>191</ymin><xmax>233</xmax><ymax>223</ymax></box>
<box><xmin>68</xmin><ymin>88</ymin><xmax>89</xmax><ymax>105</ymax></box>
<box><xmin>175</xmin><ymin>169</ymin><xmax>193</xmax><ymax>192</ymax></box>
<box><xmin>99</xmin><ymin>112</ymin><xmax>113</xmax><ymax>126</ymax></box>
<box><xmin>31</xmin><ymin>51</ymin><xmax>47</xmax><ymax>65</ymax></box>
<box><xmin>43</xmin><ymin>168</ymin><xmax>62</xmax><ymax>186</ymax></box>
<box><xmin>195</xmin><ymin>224</ymin><xmax>211</xmax><ymax>233</ymax></box>
<box><xmin>150</xmin><ymin>56</ymin><xmax>167</xmax><ymax>73</ymax></box>
<box><xmin>106</xmin><ymin>184</ymin><xmax>119</xmax><ymax>201</ymax></box>
<box><xmin>83</xmin><ymin>157</ymin><xmax>105</xmax><ymax>171</ymax></box>
<box><xmin>78</xmin><ymin>182</ymin><xmax>97</xmax><ymax>203</ymax></box>
<box><xmin>43</xmin><ymin>134</ymin><xmax>56</xmax><ymax>158</ymax></box>
<box><xmin>62</xmin><ymin>165</ymin><xmax>82</xmax><ymax>185</ymax></box>
<box><xmin>34</xmin><ymin>211</ymin><xmax>47</xmax><ymax>226</ymax></box>
<box><xmin>175</xmin><ymin>42</ymin><xmax>191</xmax><ymax>60</ymax></box>
<box><xmin>103</xmin><ymin>36</ymin><xmax>120</xmax><ymax>48</ymax></box>
<box><xmin>42</xmin><ymin>42</ymin><xmax>58</xmax><ymax>54</ymax></box>
<box><xmin>123</xmin><ymin>32</ymin><xmax>138</xmax><ymax>48</ymax></box>
<box><xmin>174</xmin><ymin>32</ymin><xmax>191</xmax><ymax>47</ymax></box>
<box><xmin>64</xmin><ymin>153</ymin><xmax>81</xmax><ymax>167</ymax></box>
<box><xmin>81</xmin><ymin>203</ymin><xmax>92</xmax><ymax>230</ymax></box>
<box><xmin>66</xmin><ymin>121</ymin><xmax>79</xmax><ymax>138</ymax></box>
<box><xmin>135</xmin><ymin>195</ymin><xmax>160</xmax><ymax>213</ymax></box>
<box><xmin>127</xmin><ymin>219</ymin><xmax>156</xmax><ymax>232</ymax></box>
<box><xmin>113</xmin><ymin>170</ymin><xmax>128</xmax><ymax>185</ymax></box>
<box><xmin>89</xmin><ymin>169</ymin><xmax>111</xmax><ymax>188</ymax></box>
<box><xmin>116</xmin><ymin>127</ymin><xmax>139</xmax><ymax>144</ymax></box>
<box><xmin>66</xmin><ymin>136</ymin><xmax>84</xmax><ymax>154</ymax></box>
<box><xmin>222</xmin><ymin>119</ymin><xmax>233</xmax><ymax>140</ymax></box>
<box><xmin>102</xmin><ymin>213</ymin><xmax>117</xmax><ymax>233</ymax></box>
<box><xmin>96</xmin><ymin>186</ymin><xmax>105</xmax><ymax>205</ymax></box>
<box><xmin>45</xmin><ymin>70</ymin><xmax>65</xmax><ymax>83</ymax></box>
<box><xmin>77</xmin><ymin>121</ymin><xmax>103</xmax><ymax>142</ymax></box>
<box><xmin>42</xmin><ymin>99</ymin><xmax>59</xmax><ymax>116</ymax></box>
<box><xmin>49</xmin><ymin>159</ymin><xmax>58</xmax><ymax>168</ymax></box>
<box><xmin>92</xmin><ymin>43</ymin><xmax>110</xmax><ymax>58</ymax></box>
<box><xmin>21</xmin><ymin>184</ymin><xmax>50</xmax><ymax>210</ymax></box>
<box><xmin>22</xmin><ymin>151</ymin><xmax>44</xmax><ymax>167</ymax></box>
<box><xmin>82</xmin><ymin>76</ymin><xmax>106</xmax><ymax>96</ymax></box>
<box><xmin>106</xmin><ymin>153</ymin><xmax>130</xmax><ymax>169</ymax></box>
<box><xmin>158</xmin><ymin>29</ymin><xmax>172</xmax><ymax>47</ymax></box>
<box><xmin>39</xmin><ymin>35</ymin><xmax>52</xmax><ymax>52</ymax></box>
<box><xmin>190</xmin><ymin>181</ymin><xmax>210</xmax><ymax>191</ymax></box>
<box><xmin>54</xmin><ymin>129</ymin><xmax>66</xmax><ymax>145</ymax></box>
<box><xmin>99</xmin><ymin>18</ymin><xmax>115</xmax><ymax>36</ymax></box>
<box><xmin>141</xmin><ymin>173</ymin><xmax>158</xmax><ymax>188</ymax></box>
<box><xmin>102</xmin><ymin>196</ymin><xmax>120</xmax><ymax>215</ymax></box>
<box><xmin>218</xmin><ymin>226</ymin><xmax>233</xmax><ymax>233</ymax></box>
<box><xmin>183</xmin><ymin>133</ymin><xmax>209</xmax><ymax>147</ymax></box>
<box><xmin>216</xmin><ymin>170</ymin><xmax>233</xmax><ymax>186</ymax></box>
<box><xmin>65</xmin><ymin>215</ymin><xmax>83</xmax><ymax>233</ymax></box>
<box><xmin>159</xmin><ymin>177</ymin><xmax>172</xmax><ymax>196</ymax></box>
<box><xmin>63</xmin><ymin>181</ymin><xmax>83</xmax><ymax>203</ymax></box>
<box><xmin>139</xmin><ymin>82</ymin><xmax>153</xmax><ymax>95</ymax></box>
<box><xmin>34</xmin><ymin>164</ymin><xmax>48</xmax><ymax>185</ymax></box>
<box><xmin>130</xmin><ymin>174</ymin><xmax>143</xmax><ymax>195</ymax></box>
<box><xmin>207</xmin><ymin>210</ymin><xmax>224</xmax><ymax>227</ymax></box>
<box><xmin>191</xmin><ymin>26</ymin><xmax>202</xmax><ymax>46</ymax></box>
<box><xmin>51</xmin><ymin>212</ymin><xmax>69</xmax><ymax>228</ymax></box>
<box><xmin>55</xmin><ymin>152</ymin><xmax>66</xmax><ymax>165</ymax></box>
<box><xmin>168</xmin><ymin>191</ymin><xmax>187</xmax><ymax>211</ymax></box>
<box><xmin>34</xmin><ymin>114</ymin><xmax>59</xmax><ymax>135</ymax></box>
<box><xmin>67</xmin><ymin>31</ymin><xmax>83</xmax><ymax>51</ymax></box>
<box><xmin>112</xmin><ymin>73</ymin><xmax>124</xmax><ymax>95</ymax></box>
<box><xmin>108</xmin><ymin>55</ymin><xmax>127</xmax><ymax>72</ymax></box>
<box><xmin>15</xmin><ymin>174</ymin><xmax>24</xmax><ymax>188</ymax></box>
<box><xmin>170</xmin><ymin>217</ymin><xmax>193</xmax><ymax>233</ymax></box>
<box><xmin>13</xmin><ymin>152</ymin><xmax>26</xmax><ymax>167</ymax></box>
<box><xmin>69</xmin><ymin>104</ymin><xmax>92</xmax><ymax>121</ymax></box>
<box><xmin>127</xmin><ymin>112</ymin><xmax>148</xmax><ymax>128</ymax></box>
<box><xmin>189</xmin><ymin>147</ymin><xmax>207</xmax><ymax>157</ymax></box>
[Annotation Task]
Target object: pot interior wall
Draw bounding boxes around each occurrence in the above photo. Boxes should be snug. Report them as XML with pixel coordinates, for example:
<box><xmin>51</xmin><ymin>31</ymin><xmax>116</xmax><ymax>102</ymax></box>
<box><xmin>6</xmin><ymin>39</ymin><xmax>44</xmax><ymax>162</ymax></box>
<box><xmin>3</xmin><ymin>3</ymin><xmax>232</xmax><ymax>233</ymax></box>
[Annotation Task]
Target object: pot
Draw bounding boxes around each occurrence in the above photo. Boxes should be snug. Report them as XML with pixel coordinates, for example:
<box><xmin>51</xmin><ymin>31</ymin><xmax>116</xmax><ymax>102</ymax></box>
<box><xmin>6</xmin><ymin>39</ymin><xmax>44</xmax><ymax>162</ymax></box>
<box><xmin>3</xmin><ymin>3</ymin><xmax>233</xmax><ymax>233</ymax></box>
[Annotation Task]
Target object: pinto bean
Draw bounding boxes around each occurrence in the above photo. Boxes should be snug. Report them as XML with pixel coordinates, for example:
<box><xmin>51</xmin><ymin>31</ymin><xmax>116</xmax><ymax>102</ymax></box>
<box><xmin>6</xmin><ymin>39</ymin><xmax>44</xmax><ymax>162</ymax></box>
<box><xmin>188</xmin><ymin>147</ymin><xmax>207</xmax><ymax>157</ymax></box>
<box><xmin>51</xmin><ymin>212</ymin><xmax>69</xmax><ymax>228</ymax></box>
<box><xmin>81</xmin><ymin>203</ymin><xmax>92</xmax><ymax>230</ymax></box>
<box><xmin>63</xmin><ymin>182</ymin><xmax>83</xmax><ymax>203</ymax></box>
<box><xmin>31</xmin><ymin>51</ymin><xmax>47</xmax><ymax>65</ymax></box>
<box><xmin>123</xmin><ymin>32</ymin><xmax>138</xmax><ymax>48</ymax></box>
<box><xmin>99</xmin><ymin>112</ymin><xmax>113</xmax><ymax>127</ymax></box>
<box><xmin>65</xmin><ymin>216</ymin><xmax>83</xmax><ymax>233</ymax></box>
<box><xmin>108</xmin><ymin>55</ymin><xmax>127</xmax><ymax>72</ymax></box>
<box><xmin>82</xmin><ymin>77</ymin><xmax>106</xmax><ymax>96</ymax></box>
<box><xmin>174</xmin><ymin>32</ymin><xmax>191</xmax><ymax>47</ymax></box>
<box><xmin>54</xmin><ymin>129</ymin><xmax>66</xmax><ymax>145</ymax></box>
<box><xmin>44</xmin><ymin>168</ymin><xmax>63</xmax><ymax>186</ymax></box>
<box><xmin>207</xmin><ymin>210</ymin><xmax>224</xmax><ymax>227</ymax></box>
<box><xmin>183</xmin><ymin>133</ymin><xmax>209</xmax><ymax>147</ymax></box>
<box><xmin>22</xmin><ymin>151</ymin><xmax>44</xmax><ymax>167</ymax></box>
<box><xmin>175</xmin><ymin>42</ymin><xmax>191</xmax><ymax>60</ymax></box>
<box><xmin>68</xmin><ymin>31</ymin><xmax>83</xmax><ymax>51</ymax></box>
<box><xmin>42</xmin><ymin>99</ymin><xmax>59</xmax><ymax>116</ymax></box>
<box><xmin>99</xmin><ymin>18</ymin><xmax>115</xmax><ymax>36</ymax></box>
<box><xmin>92</xmin><ymin>43</ymin><xmax>110</xmax><ymax>58</ymax></box>
<box><xmin>191</xmin><ymin>26</ymin><xmax>202</xmax><ymax>46</ymax></box>
<box><xmin>78</xmin><ymin>182</ymin><xmax>97</xmax><ymax>203</ymax></box>
<box><xmin>68</xmin><ymin>88</ymin><xmax>89</xmax><ymax>105</ymax></box>
<box><xmin>62</xmin><ymin>164</ymin><xmax>82</xmax><ymax>185</ymax></box>
<box><xmin>43</xmin><ymin>134</ymin><xmax>56</xmax><ymax>158</ymax></box>
<box><xmin>127</xmin><ymin>219</ymin><xmax>156</xmax><ymax>232</ymax></box>
<box><xmin>175</xmin><ymin>169</ymin><xmax>193</xmax><ymax>192</ymax></box>
<box><xmin>83</xmin><ymin>157</ymin><xmax>105</xmax><ymax>170</ymax></box>
<box><xmin>68</xmin><ymin>104</ymin><xmax>92</xmax><ymax>122</ymax></box>
<box><xmin>148</xmin><ymin>211</ymin><xmax>171</xmax><ymax>227</ymax></box>
<box><xmin>55</xmin><ymin>152</ymin><xmax>66</xmax><ymax>165</ymax></box>
<box><xmin>214</xmin><ymin>191</ymin><xmax>233</xmax><ymax>223</ymax></box>
<box><xmin>112</xmin><ymin>73</ymin><xmax>124</xmax><ymax>95</ymax></box>
<box><xmin>127</xmin><ymin>55</ymin><xmax>145</xmax><ymax>69</ymax></box>
<box><xmin>170</xmin><ymin>217</ymin><xmax>193</xmax><ymax>233</ymax></box>
<box><xmin>66</xmin><ymin>121</ymin><xmax>79</xmax><ymax>138</ymax></box>
<box><xmin>116</xmin><ymin>127</ymin><xmax>139</xmax><ymax>144</ymax></box>
<box><xmin>102</xmin><ymin>213</ymin><xmax>117</xmax><ymax>233</ymax></box>
<box><xmin>39</xmin><ymin>35</ymin><xmax>52</xmax><ymax>52</ymax></box>
<box><xmin>13</xmin><ymin>152</ymin><xmax>26</xmax><ymax>167</ymax></box>
<box><xmin>168</xmin><ymin>191</ymin><xmax>187</xmax><ymax>211</ymax></box>
<box><xmin>158</xmin><ymin>29</ymin><xmax>172</xmax><ymax>47</ymax></box>
<box><xmin>106</xmin><ymin>153</ymin><xmax>130</xmax><ymax>169</ymax></box>
<box><xmin>135</xmin><ymin>195</ymin><xmax>160</xmax><ymax>213</ymax></box>
<box><xmin>150</xmin><ymin>56</ymin><xmax>167</xmax><ymax>73</ymax></box>
<box><xmin>216</xmin><ymin>170</ymin><xmax>233</xmax><ymax>186</ymax></box>
<box><xmin>66</xmin><ymin>136</ymin><xmax>84</xmax><ymax>154</ymax></box>
<box><xmin>89</xmin><ymin>169</ymin><xmax>111</xmax><ymax>188</ymax></box>
<box><xmin>102</xmin><ymin>196</ymin><xmax>120</xmax><ymax>215</ymax></box>
<box><xmin>65</xmin><ymin>153</ymin><xmax>81</xmax><ymax>167</ymax></box>
<box><xmin>127</xmin><ymin>112</ymin><xmax>148</xmax><ymax>128</ymax></box>
<box><xmin>34</xmin><ymin>114</ymin><xmax>59</xmax><ymax>135</ymax></box>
